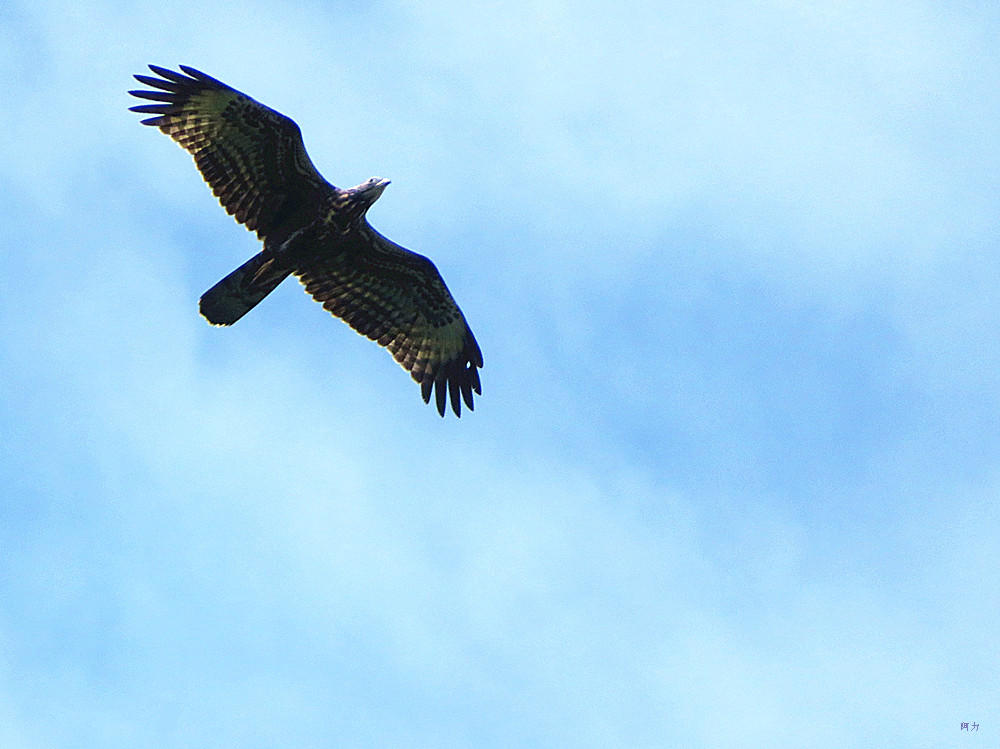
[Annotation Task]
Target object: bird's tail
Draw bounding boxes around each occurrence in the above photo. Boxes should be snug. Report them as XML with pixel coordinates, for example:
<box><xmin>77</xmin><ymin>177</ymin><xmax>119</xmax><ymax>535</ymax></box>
<box><xmin>199</xmin><ymin>252</ymin><xmax>292</xmax><ymax>326</ymax></box>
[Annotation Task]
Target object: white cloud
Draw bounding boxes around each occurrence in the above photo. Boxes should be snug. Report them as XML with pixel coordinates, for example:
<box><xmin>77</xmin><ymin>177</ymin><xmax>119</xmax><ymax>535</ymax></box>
<box><xmin>1</xmin><ymin>0</ymin><xmax>998</xmax><ymax>746</ymax></box>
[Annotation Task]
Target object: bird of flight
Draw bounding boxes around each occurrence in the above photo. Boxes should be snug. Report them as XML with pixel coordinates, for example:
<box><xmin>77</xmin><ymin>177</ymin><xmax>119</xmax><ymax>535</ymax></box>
<box><xmin>129</xmin><ymin>65</ymin><xmax>482</xmax><ymax>417</ymax></box>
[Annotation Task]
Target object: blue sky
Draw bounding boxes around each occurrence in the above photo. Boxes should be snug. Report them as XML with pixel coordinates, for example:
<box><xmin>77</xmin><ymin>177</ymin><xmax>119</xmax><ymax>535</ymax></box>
<box><xmin>2</xmin><ymin>0</ymin><xmax>999</xmax><ymax>746</ymax></box>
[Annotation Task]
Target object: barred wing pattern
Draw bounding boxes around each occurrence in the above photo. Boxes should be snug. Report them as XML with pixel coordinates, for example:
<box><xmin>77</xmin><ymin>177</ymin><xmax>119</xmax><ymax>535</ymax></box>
<box><xmin>296</xmin><ymin>229</ymin><xmax>483</xmax><ymax>417</ymax></box>
<box><xmin>129</xmin><ymin>65</ymin><xmax>327</xmax><ymax>238</ymax></box>
<box><xmin>129</xmin><ymin>65</ymin><xmax>483</xmax><ymax>417</ymax></box>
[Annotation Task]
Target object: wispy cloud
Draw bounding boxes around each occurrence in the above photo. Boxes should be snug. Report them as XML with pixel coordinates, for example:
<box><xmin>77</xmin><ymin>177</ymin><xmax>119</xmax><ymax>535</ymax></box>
<box><xmin>1</xmin><ymin>0</ymin><xmax>998</xmax><ymax>746</ymax></box>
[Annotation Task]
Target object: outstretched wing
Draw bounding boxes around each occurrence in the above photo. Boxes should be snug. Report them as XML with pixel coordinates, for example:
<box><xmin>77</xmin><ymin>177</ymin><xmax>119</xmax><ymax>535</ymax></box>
<box><xmin>129</xmin><ymin>65</ymin><xmax>328</xmax><ymax>238</ymax></box>
<box><xmin>295</xmin><ymin>226</ymin><xmax>484</xmax><ymax>417</ymax></box>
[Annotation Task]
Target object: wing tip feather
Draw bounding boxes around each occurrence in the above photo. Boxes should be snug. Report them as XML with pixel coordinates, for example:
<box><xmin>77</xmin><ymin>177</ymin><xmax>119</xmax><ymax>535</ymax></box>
<box><xmin>146</xmin><ymin>64</ymin><xmax>190</xmax><ymax>83</ymax></box>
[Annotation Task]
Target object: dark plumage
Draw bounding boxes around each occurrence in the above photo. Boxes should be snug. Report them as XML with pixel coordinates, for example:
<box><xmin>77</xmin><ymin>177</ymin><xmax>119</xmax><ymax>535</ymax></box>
<box><xmin>129</xmin><ymin>65</ymin><xmax>482</xmax><ymax>417</ymax></box>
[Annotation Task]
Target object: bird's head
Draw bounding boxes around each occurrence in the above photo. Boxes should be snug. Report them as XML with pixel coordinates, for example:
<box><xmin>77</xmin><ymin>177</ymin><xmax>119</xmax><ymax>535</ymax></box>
<box><xmin>356</xmin><ymin>176</ymin><xmax>390</xmax><ymax>201</ymax></box>
<box><xmin>337</xmin><ymin>177</ymin><xmax>391</xmax><ymax>226</ymax></box>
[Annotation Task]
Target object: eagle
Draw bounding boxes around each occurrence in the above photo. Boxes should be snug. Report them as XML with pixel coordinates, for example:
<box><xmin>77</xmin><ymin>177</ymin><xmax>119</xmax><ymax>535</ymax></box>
<box><xmin>129</xmin><ymin>65</ymin><xmax>482</xmax><ymax>417</ymax></box>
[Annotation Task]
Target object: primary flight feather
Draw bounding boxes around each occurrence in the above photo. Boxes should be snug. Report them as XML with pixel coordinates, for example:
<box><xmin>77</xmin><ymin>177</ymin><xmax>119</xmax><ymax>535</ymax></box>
<box><xmin>129</xmin><ymin>65</ymin><xmax>482</xmax><ymax>417</ymax></box>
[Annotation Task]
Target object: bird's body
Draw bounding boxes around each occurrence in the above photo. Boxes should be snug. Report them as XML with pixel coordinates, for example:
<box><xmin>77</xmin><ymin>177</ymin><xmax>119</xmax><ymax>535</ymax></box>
<box><xmin>129</xmin><ymin>65</ymin><xmax>482</xmax><ymax>416</ymax></box>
